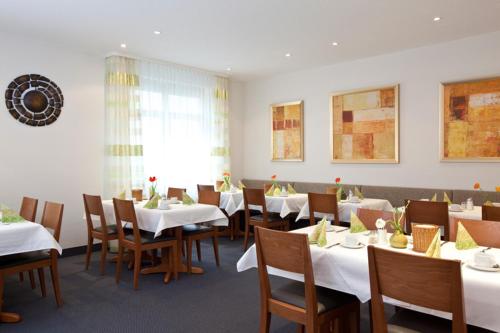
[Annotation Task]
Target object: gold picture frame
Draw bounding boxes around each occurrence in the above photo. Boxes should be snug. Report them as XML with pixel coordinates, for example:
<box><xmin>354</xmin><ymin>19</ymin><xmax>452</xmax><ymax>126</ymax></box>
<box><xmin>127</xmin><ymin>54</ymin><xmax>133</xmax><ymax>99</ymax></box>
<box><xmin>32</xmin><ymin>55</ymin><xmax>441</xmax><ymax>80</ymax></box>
<box><xmin>440</xmin><ymin>76</ymin><xmax>500</xmax><ymax>162</ymax></box>
<box><xmin>330</xmin><ymin>85</ymin><xmax>399</xmax><ymax>163</ymax></box>
<box><xmin>271</xmin><ymin>100</ymin><xmax>304</xmax><ymax>161</ymax></box>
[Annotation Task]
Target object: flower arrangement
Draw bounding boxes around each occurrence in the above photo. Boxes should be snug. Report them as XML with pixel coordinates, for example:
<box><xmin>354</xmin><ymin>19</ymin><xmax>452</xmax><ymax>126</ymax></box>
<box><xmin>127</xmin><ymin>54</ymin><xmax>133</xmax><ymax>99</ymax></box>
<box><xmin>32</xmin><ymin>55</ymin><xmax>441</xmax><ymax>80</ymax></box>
<box><xmin>223</xmin><ymin>172</ymin><xmax>231</xmax><ymax>186</ymax></box>
<box><xmin>387</xmin><ymin>205</ymin><xmax>408</xmax><ymax>248</ymax></box>
<box><xmin>334</xmin><ymin>177</ymin><xmax>346</xmax><ymax>201</ymax></box>
<box><xmin>148</xmin><ymin>176</ymin><xmax>157</xmax><ymax>199</ymax></box>
<box><xmin>271</xmin><ymin>174</ymin><xmax>278</xmax><ymax>186</ymax></box>
<box><xmin>496</xmin><ymin>186</ymin><xmax>500</xmax><ymax>192</ymax></box>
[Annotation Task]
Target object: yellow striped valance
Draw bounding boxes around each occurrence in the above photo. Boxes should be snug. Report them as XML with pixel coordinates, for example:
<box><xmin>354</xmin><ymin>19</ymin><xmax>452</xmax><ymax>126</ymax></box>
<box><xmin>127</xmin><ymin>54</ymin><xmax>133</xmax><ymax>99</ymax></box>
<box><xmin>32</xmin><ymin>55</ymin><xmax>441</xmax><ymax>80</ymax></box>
<box><xmin>211</xmin><ymin>146</ymin><xmax>230</xmax><ymax>157</ymax></box>
<box><xmin>106</xmin><ymin>144</ymin><xmax>143</xmax><ymax>156</ymax></box>
<box><xmin>106</xmin><ymin>72</ymin><xmax>140</xmax><ymax>86</ymax></box>
<box><xmin>215</xmin><ymin>88</ymin><xmax>228</xmax><ymax>100</ymax></box>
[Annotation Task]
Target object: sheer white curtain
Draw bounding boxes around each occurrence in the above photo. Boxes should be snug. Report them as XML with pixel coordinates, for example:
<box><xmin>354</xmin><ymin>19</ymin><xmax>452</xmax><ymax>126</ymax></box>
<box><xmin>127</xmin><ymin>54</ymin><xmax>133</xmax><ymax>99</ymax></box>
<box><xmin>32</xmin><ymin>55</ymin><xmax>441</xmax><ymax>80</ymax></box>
<box><xmin>104</xmin><ymin>56</ymin><xmax>230</xmax><ymax>197</ymax></box>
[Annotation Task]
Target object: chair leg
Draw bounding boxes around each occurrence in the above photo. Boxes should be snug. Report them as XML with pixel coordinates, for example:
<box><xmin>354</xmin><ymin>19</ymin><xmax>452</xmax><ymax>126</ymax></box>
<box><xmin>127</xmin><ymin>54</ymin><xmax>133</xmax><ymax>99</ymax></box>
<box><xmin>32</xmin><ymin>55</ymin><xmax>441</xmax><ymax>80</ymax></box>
<box><xmin>133</xmin><ymin>250</ymin><xmax>141</xmax><ymax>290</ymax></box>
<box><xmin>195</xmin><ymin>240</ymin><xmax>202</xmax><ymax>261</ymax></box>
<box><xmin>212</xmin><ymin>235</ymin><xmax>220</xmax><ymax>267</ymax></box>
<box><xmin>115</xmin><ymin>245</ymin><xmax>123</xmax><ymax>284</ymax></box>
<box><xmin>85</xmin><ymin>236</ymin><xmax>93</xmax><ymax>270</ymax></box>
<box><xmin>296</xmin><ymin>324</ymin><xmax>305</xmax><ymax>333</ymax></box>
<box><xmin>29</xmin><ymin>270</ymin><xmax>36</xmax><ymax>289</ymax></box>
<box><xmin>172</xmin><ymin>244</ymin><xmax>178</xmax><ymax>280</ymax></box>
<box><xmin>49</xmin><ymin>257</ymin><xmax>63</xmax><ymax>307</ymax></box>
<box><xmin>243</xmin><ymin>222</ymin><xmax>250</xmax><ymax>251</ymax></box>
<box><xmin>18</xmin><ymin>272</ymin><xmax>24</xmax><ymax>282</ymax></box>
<box><xmin>187</xmin><ymin>239</ymin><xmax>193</xmax><ymax>274</ymax></box>
<box><xmin>37</xmin><ymin>268</ymin><xmax>46</xmax><ymax>297</ymax></box>
<box><xmin>259</xmin><ymin>310</ymin><xmax>271</xmax><ymax>333</ymax></box>
<box><xmin>100</xmin><ymin>240</ymin><xmax>108</xmax><ymax>275</ymax></box>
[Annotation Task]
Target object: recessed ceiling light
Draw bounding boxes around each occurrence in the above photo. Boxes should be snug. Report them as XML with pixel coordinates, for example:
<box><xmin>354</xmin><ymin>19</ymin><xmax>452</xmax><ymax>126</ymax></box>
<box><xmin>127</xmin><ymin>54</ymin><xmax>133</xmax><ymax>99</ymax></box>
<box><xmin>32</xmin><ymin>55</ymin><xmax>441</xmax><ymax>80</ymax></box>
<box><xmin>153</xmin><ymin>30</ymin><xmax>161</xmax><ymax>35</ymax></box>
<box><xmin>433</xmin><ymin>16</ymin><xmax>441</xmax><ymax>22</ymax></box>
<box><xmin>332</xmin><ymin>42</ymin><xmax>339</xmax><ymax>46</ymax></box>
<box><xmin>120</xmin><ymin>43</ymin><xmax>127</xmax><ymax>48</ymax></box>
<box><xmin>226</xmin><ymin>67</ymin><xmax>232</xmax><ymax>71</ymax></box>
<box><xmin>285</xmin><ymin>53</ymin><xmax>291</xmax><ymax>57</ymax></box>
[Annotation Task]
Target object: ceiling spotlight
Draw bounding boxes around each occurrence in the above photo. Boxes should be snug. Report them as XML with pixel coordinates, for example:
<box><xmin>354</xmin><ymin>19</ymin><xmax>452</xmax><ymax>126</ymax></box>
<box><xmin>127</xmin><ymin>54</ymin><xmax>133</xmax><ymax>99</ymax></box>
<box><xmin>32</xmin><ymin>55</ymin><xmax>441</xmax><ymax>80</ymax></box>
<box><xmin>120</xmin><ymin>43</ymin><xmax>127</xmax><ymax>48</ymax></box>
<box><xmin>433</xmin><ymin>16</ymin><xmax>441</xmax><ymax>22</ymax></box>
<box><xmin>332</xmin><ymin>42</ymin><xmax>339</xmax><ymax>46</ymax></box>
<box><xmin>153</xmin><ymin>30</ymin><xmax>161</xmax><ymax>35</ymax></box>
<box><xmin>285</xmin><ymin>53</ymin><xmax>291</xmax><ymax>57</ymax></box>
<box><xmin>226</xmin><ymin>67</ymin><xmax>232</xmax><ymax>71</ymax></box>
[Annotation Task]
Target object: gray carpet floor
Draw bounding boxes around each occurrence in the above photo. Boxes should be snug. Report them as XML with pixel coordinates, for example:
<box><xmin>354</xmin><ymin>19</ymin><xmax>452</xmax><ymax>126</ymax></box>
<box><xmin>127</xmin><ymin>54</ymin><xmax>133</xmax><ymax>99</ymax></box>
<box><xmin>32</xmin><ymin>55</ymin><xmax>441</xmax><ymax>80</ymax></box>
<box><xmin>0</xmin><ymin>238</ymin><xmax>494</xmax><ymax>333</ymax></box>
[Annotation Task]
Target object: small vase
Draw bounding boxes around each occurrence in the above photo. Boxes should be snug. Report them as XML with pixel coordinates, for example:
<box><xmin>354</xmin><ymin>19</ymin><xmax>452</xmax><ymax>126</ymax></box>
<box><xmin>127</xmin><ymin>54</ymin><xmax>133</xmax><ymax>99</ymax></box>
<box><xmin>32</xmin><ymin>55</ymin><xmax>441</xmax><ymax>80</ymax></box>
<box><xmin>390</xmin><ymin>231</ymin><xmax>408</xmax><ymax>249</ymax></box>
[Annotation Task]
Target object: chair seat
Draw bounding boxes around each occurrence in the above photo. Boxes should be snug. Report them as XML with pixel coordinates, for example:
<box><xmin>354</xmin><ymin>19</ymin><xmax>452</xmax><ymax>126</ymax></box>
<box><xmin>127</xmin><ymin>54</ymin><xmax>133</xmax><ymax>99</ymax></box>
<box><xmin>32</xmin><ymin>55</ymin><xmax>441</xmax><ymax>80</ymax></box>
<box><xmin>94</xmin><ymin>224</ymin><xmax>118</xmax><ymax>234</ymax></box>
<box><xmin>0</xmin><ymin>250</ymin><xmax>50</xmax><ymax>269</ymax></box>
<box><xmin>388</xmin><ymin>309</ymin><xmax>452</xmax><ymax>333</ymax></box>
<box><xmin>125</xmin><ymin>232</ymin><xmax>176</xmax><ymax>245</ymax></box>
<box><xmin>182</xmin><ymin>224</ymin><xmax>214</xmax><ymax>236</ymax></box>
<box><xmin>271</xmin><ymin>281</ymin><xmax>358</xmax><ymax>314</ymax></box>
<box><xmin>251</xmin><ymin>214</ymin><xmax>284</xmax><ymax>223</ymax></box>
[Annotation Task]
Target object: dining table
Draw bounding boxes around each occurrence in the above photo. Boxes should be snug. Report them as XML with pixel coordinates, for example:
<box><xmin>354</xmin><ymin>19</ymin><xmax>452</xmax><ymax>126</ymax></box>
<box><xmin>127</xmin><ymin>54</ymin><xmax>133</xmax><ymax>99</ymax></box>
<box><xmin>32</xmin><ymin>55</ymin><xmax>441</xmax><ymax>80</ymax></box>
<box><xmin>237</xmin><ymin>225</ymin><xmax>500</xmax><ymax>332</ymax></box>
<box><xmin>100</xmin><ymin>200</ymin><xmax>228</xmax><ymax>281</ymax></box>
<box><xmin>0</xmin><ymin>220</ymin><xmax>62</xmax><ymax>323</ymax></box>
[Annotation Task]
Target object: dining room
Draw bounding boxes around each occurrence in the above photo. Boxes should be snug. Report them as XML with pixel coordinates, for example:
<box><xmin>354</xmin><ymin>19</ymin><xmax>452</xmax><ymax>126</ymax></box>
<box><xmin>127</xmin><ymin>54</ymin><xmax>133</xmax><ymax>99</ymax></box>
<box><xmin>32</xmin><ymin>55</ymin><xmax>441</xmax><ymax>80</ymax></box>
<box><xmin>1</xmin><ymin>1</ymin><xmax>500</xmax><ymax>332</ymax></box>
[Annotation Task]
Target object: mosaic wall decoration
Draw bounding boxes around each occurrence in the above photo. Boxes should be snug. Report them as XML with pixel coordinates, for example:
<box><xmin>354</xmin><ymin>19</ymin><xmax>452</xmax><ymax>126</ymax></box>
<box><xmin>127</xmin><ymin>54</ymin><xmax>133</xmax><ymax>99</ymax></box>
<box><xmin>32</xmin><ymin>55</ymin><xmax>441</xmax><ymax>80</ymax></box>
<box><xmin>271</xmin><ymin>100</ymin><xmax>303</xmax><ymax>161</ymax></box>
<box><xmin>331</xmin><ymin>85</ymin><xmax>399</xmax><ymax>163</ymax></box>
<box><xmin>441</xmin><ymin>77</ymin><xmax>500</xmax><ymax>161</ymax></box>
<box><xmin>5</xmin><ymin>74</ymin><xmax>63</xmax><ymax>126</ymax></box>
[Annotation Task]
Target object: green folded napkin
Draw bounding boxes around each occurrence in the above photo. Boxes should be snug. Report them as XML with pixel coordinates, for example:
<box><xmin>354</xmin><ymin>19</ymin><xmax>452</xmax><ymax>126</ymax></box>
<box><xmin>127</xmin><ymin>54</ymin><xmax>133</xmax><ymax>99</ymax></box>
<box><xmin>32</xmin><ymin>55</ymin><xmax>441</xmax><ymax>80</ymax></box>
<box><xmin>455</xmin><ymin>222</ymin><xmax>478</xmax><ymax>250</ymax></box>
<box><xmin>265</xmin><ymin>184</ymin><xmax>276</xmax><ymax>196</ymax></box>
<box><xmin>443</xmin><ymin>192</ymin><xmax>452</xmax><ymax>205</ymax></box>
<box><xmin>238</xmin><ymin>180</ymin><xmax>246</xmax><ymax>190</ymax></box>
<box><xmin>425</xmin><ymin>229</ymin><xmax>441</xmax><ymax>258</ymax></box>
<box><xmin>484</xmin><ymin>200</ymin><xmax>493</xmax><ymax>206</ymax></box>
<box><xmin>430</xmin><ymin>193</ymin><xmax>437</xmax><ymax>202</ymax></box>
<box><xmin>273</xmin><ymin>186</ymin><xmax>281</xmax><ymax>196</ymax></box>
<box><xmin>309</xmin><ymin>217</ymin><xmax>327</xmax><ymax>247</ymax></box>
<box><xmin>118</xmin><ymin>190</ymin><xmax>126</xmax><ymax>200</ymax></box>
<box><xmin>182</xmin><ymin>192</ymin><xmax>195</xmax><ymax>205</ymax></box>
<box><xmin>354</xmin><ymin>186</ymin><xmax>364</xmax><ymax>200</ymax></box>
<box><xmin>0</xmin><ymin>205</ymin><xmax>24</xmax><ymax>223</ymax></box>
<box><xmin>336</xmin><ymin>187</ymin><xmax>343</xmax><ymax>202</ymax></box>
<box><xmin>350</xmin><ymin>211</ymin><xmax>368</xmax><ymax>233</ymax></box>
<box><xmin>143</xmin><ymin>193</ymin><xmax>160</xmax><ymax>209</ymax></box>
<box><xmin>218</xmin><ymin>182</ymin><xmax>230</xmax><ymax>192</ymax></box>
<box><xmin>287</xmin><ymin>183</ymin><xmax>296</xmax><ymax>194</ymax></box>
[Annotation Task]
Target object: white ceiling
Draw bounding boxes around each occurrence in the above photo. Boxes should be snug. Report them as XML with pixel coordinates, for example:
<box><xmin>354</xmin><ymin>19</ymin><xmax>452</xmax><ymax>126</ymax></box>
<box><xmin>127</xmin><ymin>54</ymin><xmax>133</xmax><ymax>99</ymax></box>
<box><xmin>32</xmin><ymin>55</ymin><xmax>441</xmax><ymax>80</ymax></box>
<box><xmin>1</xmin><ymin>0</ymin><xmax>500</xmax><ymax>81</ymax></box>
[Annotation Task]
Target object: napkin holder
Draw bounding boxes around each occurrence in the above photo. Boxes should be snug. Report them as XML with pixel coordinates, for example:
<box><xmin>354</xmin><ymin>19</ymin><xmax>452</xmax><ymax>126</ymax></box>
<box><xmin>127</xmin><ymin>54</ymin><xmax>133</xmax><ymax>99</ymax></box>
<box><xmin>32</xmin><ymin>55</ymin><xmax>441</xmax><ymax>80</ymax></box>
<box><xmin>412</xmin><ymin>224</ymin><xmax>439</xmax><ymax>252</ymax></box>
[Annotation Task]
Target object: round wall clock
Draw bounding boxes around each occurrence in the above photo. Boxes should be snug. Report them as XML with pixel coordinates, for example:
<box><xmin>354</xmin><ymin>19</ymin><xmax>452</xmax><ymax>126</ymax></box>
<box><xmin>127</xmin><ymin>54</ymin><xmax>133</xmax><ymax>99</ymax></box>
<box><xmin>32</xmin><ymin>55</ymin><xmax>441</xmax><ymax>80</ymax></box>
<box><xmin>4</xmin><ymin>74</ymin><xmax>64</xmax><ymax>126</ymax></box>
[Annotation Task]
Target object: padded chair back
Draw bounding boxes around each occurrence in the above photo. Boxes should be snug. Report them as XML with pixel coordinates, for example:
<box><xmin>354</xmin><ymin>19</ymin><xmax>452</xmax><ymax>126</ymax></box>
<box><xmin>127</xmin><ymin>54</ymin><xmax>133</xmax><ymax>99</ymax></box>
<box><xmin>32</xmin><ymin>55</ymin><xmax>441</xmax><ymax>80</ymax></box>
<box><xmin>405</xmin><ymin>200</ymin><xmax>450</xmax><ymax>240</ymax></box>
<box><xmin>367</xmin><ymin>245</ymin><xmax>466</xmax><ymax>333</ymax></box>
<box><xmin>482</xmin><ymin>205</ymin><xmax>500</xmax><ymax>222</ymax></box>
<box><xmin>167</xmin><ymin>187</ymin><xmax>186</xmax><ymax>200</ymax></box>
<box><xmin>41</xmin><ymin>201</ymin><xmax>64</xmax><ymax>242</ymax></box>
<box><xmin>19</xmin><ymin>196</ymin><xmax>38</xmax><ymax>222</ymax></box>
<box><xmin>307</xmin><ymin>192</ymin><xmax>339</xmax><ymax>226</ymax></box>
<box><xmin>450</xmin><ymin>218</ymin><xmax>500</xmax><ymax>248</ymax></box>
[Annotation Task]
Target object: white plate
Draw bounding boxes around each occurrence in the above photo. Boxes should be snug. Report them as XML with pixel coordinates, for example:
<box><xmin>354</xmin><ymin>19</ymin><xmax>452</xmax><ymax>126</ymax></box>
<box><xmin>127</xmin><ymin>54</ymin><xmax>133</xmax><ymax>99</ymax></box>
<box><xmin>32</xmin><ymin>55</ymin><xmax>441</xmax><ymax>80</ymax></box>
<box><xmin>466</xmin><ymin>260</ymin><xmax>500</xmax><ymax>272</ymax></box>
<box><xmin>340</xmin><ymin>242</ymin><xmax>365</xmax><ymax>249</ymax></box>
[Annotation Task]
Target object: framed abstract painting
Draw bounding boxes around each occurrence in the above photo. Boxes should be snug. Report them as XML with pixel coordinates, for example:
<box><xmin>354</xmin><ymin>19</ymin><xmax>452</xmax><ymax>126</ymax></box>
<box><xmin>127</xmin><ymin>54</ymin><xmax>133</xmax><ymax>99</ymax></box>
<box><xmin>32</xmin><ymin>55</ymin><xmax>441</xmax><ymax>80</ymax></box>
<box><xmin>271</xmin><ymin>100</ymin><xmax>304</xmax><ymax>161</ymax></box>
<box><xmin>330</xmin><ymin>85</ymin><xmax>399</xmax><ymax>163</ymax></box>
<box><xmin>440</xmin><ymin>77</ymin><xmax>500</xmax><ymax>162</ymax></box>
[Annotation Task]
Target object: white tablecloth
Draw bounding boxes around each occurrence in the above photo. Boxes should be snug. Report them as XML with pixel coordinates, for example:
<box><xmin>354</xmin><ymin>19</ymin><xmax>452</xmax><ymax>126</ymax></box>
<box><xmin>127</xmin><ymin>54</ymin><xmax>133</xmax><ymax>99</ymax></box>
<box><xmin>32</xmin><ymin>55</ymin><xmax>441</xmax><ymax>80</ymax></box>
<box><xmin>237</xmin><ymin>226</ymin><xmax>500</xmax><ymax>331</ymax></box>
<box><xmin>449</xmin><ymin>206</ymin><xmax>482</xmax><ymax>221</ymax></box>
<box><xmin>296</xmin><ymin>198</ymin><xmax>394</xmax><ymax>222</ymax></box>
<box><xmin>0</xmin><ymin>221</ymin><xmax>62</xmax><ymax>256</ymax></box>
<box><xmin>101</xmin><ymin>200</ymin><xmax>228</xmax><ymax>237</ymax></box>
<box><xmin>220</xmin><ymin>191</ymin><xmax>244</xmax><ymax>216</ymax></box>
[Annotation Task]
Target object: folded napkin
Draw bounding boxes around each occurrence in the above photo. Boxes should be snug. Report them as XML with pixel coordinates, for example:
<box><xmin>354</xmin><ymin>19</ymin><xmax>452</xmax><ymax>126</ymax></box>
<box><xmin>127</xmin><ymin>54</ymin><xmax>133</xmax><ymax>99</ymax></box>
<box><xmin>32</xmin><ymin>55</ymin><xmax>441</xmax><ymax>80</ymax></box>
<box><xmin>443</xmin><ymin>192</ymin><xmax>452</xmax><ymax>205</ymax></box>
<box><xmin>455</xmin><ymin>222</ymin><xmax>478</xmax><ymax>250</ymax></box>
<box><xmin>182</xmin><ymin>192</ymin><xmax>195</xmax><ymax>205</ymax></box>
<box><xmin>218</xmin><ymin>182</ymin><xmax>230</xmax><ymax>192</ymax></box>
<box><xmin>265</xmin><ymin>184</ymin><xmax>275</xmax><ymax>196</ymax></box>
<box><xmin>287</xmin><ymin>183</ymin><xmax>296</xmax><ymax>194</ymax></box>
<box><xmin>350</xmin><ymin>211</ymin><xmax>368</xmax><ymax>233</ymax></box>
<box><xmin>144</xmin><ymin>193</ymin><xmax>160</xmax><ymax>209</ymax></box>
<box><xmin>0</xmin><ymin>205</ymin><xmax>24</xmax><ymax>223</ymax></box>
<box><xmin>238</xmin><ymin>180</ymin><xmax>246</xmax><ymax>190</ymax></box>
<box><xmin>273</xmin><ymin>186</ymin><xmax>282</xmax><ymax>196</ymax></box>
<box><xmin>425</xmin><ymin>229</ymin><xmax>441</xmax><ymax>258</ymax></box>
<box><xmin>309</xmin><ymin>217</ymin><xmax>327</xmax><ymax>247</ymax></box>
<box><xmin>118</xmin><ymin>190</ymin><xmax>126</xmax><ymax>200</ymax></box>
<box><xmin>336</xmin><ymin>187</ymin><xmax>343</xmax><ymax>202</ymax></box>
<box><xmin>430</xmin><ymin>193</ymin><xmax>437</xmax><ymax>202</ymax></box>
<box><xmin>484</xmin><ymin>200</ymin><xmax>493</xmax><ymax>206</ymax></box>
<box><xmin>354</xmin><ymin>186</ymin><xmax>364</xmax><ymax>200</ymax></box>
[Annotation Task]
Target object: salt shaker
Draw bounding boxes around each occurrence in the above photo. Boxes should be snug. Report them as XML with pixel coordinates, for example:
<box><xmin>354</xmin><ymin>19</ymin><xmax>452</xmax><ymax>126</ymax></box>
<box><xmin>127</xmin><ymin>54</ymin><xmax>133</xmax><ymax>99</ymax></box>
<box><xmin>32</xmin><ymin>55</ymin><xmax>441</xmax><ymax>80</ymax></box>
<box><xmin>466</xmin><ymin>198</ymin><xmax>474</xmax><ymax>210</ymax></box>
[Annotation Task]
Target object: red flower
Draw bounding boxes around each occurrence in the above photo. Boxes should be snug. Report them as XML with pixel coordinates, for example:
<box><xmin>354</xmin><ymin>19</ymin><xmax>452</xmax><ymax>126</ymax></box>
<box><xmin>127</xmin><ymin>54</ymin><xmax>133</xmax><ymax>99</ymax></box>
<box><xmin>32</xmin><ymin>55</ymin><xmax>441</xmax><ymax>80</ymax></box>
<box><xmin>223</xmin><ymin>172</ymin><xmax>231</xmax><ymax>177</ymax></box>
<box><xmin>473</xmin><ymin>182</ymin><xmax>481</xmax><ymax>190</ymax></box>
<box><xmin>149</xmin><ymin>176</ymin><xmax>157</xmax><ymax>183</ymax></box>
<box><xmin>335</xmin><ymin>177</ymin><xmax>341</xmax><ymax>184</ymax></box>
<box><xmin>271</xmin><ymin>175</ymin><xmax>277</xmax><ymax>180</ymax></box>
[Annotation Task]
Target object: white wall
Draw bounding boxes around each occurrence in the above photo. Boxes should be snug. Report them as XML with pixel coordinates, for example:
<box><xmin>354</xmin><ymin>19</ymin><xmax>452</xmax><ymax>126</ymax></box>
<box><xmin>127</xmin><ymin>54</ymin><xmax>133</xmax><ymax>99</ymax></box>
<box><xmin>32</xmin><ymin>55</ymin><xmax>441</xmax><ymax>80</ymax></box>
<box><xmin>0</xmin><ymin>32</ymin><xmax>104</xmax><ymax>248</ymax></box>
<box><xmin>240</xmin><ymin>31</ymin><xmax>500</xmax><ymax>191</ymax></box>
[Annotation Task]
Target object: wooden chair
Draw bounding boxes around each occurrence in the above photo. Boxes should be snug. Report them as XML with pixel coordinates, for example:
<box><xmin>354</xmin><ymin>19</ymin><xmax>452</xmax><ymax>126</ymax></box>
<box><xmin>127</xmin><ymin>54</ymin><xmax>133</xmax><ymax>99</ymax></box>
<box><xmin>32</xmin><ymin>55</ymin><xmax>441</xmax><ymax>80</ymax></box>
<box><xmin>482</xmin><ymin>205</ymin><xmax>500</xmax><ymax>222</ymax></box>
<box><xmin>450</xmin><ymin>218</ymin><xmax>500</xmax><ymax>248</ymax></box>
<box><xmin>131</xmin><ymin>189</ymin><xmax>143</xmax><ymax>202</ymax></box>
<box><xmin>263</xmin><ymin>183</ymin><xmax>273</xmax><ymax>192</ymax></box>
<box><xmin>113</xmin><ymin>198</ymin><xmax>177</xmax><ymax>290</ymax></box>
<box><xmin>167</xmin><ymin>187</ymin><xmax>185</xmax><ymax>200</ymax></box>
<box><xmin>325</xmin><ymin>187</ymin><xmax>338</xmax><ymax>195</ymax></box>
<box><xmin>83</xmin><ymin>194</ymin><xmax>118</xmax><ymax>275</ymax></box>
<box><xmin>197</xmin><ymin>184</ymin><xmax>215</xmax><ymax>193</ymax></box>
<box><xmin>242</xmin><ymin>188</ymin><xmax>289</xmax><ymax>251</ymax></box>
<box><xmin>18</xmin><ymin>196</ymin><xmax>38</xmax><ymax>288</ymax></box>
<box><xmin>357</xmin><ymin>208</ymin><xmax>396</xmax><ymax>232</ymax></box>
<box><xmin>255</xmin><ymin>227</ymin><xmax>360</xmax><ymax>333</ymax></box>
<box><xmin>182</xmin><ymin>190</ymin><xmax>221</xmax><ymax>273</ymax></box>
<box><xmin>308</xmin><ymin>192</ymin><xmax>339</xmax><ymax>226</ymax></box>
<box><xmin>405</xmin><ymin>200</ymin><xmax>450</xmax><ymax>240</ymax></box>
<box><xmin>215</xmin><ymin>180</ymin><xmax>224</xmax><ymax>190</ymax></box>
<box><xmin>0</xmin><ymin>202</ymin><xmax>64</xmax><ymax>306</ymax></box>
<box><xmin>367</xmin><ymin>245</ymin><xmax>466</xmax><ymax>333</ymax></box>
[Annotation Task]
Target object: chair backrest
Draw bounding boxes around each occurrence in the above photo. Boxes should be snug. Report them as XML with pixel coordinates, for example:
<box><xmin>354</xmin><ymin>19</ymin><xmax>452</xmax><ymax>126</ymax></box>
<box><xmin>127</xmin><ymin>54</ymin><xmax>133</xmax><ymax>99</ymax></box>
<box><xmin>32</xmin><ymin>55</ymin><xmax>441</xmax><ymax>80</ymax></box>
<box><xmin>197</xmin><ymin>184</ymin><xmax>215</xmax><ymax>195</ymax></box>
<box><xmin>255</xmin><ymin>227</ymin><xmax>319</xmax><ymax>318</ymax></box>
<box><xmin>357</xmin><ymin>208</ymin><xmax>395</xmax><ymax>232</ymax></box>
<box><xmin>131</xmin><ymin>189</ymin><xmax>143</xmax><ymax>202</ymax></box>
<box><xmin>405</xmin><ymin>200</ymin><xmax>450</xmax><ymax>240</ymax></box>
<box><xmin>482</xmin><ymin>205</ymin><xmax>500</xmax><ymax>222</ymax></box>
<box><xmin>112</xmin><ymin>198</ymin><xmax>141</xmax><ymax>244</ymax></box>
<box><xmin>367</xmin><ymin>246</ymin><xmax>466</xmax><ymax>333</ymax></box>
<box><xmin>19</xmin><ymin>196</ymin><xmax>38</xmax><ymax>222</ymax></box>
<box><xmin>263</xmin><ymin>183</ymin><xmax>273</xmax><ymax>192</ymax></box>
<box><xmin>325</xmin><ymin>186</ymin><xmax>337</xmax><ymax>195</ymax></box>
<box><xmin>167</xmin><ymin>187</ymin><xmax>186</xmax><ymax>199</ymax></box>
<box><xmin>243</xmin><ymin>188</ymin><xmax>271</xmax><ymax>223</ymax></box>
<box><xmin>198</xmin><ymin>190</ymin><xmax>220</xmax><ymax>207</ymax></box>
<box><xmin>450</xmin><ymin>218</ymin><xmax>500</xmax><ymax>248</ymax></box>
<box><xmin>41</xmin><ymin>201</ymin><xmax>64</xmax><ymax>242</ymax></box>
<box><xmin>215</xmin><ymin>180</ymin><xmax>224</xmax><ymax>189</ymax></box>
<box><xmin>307</xmin><ymin>192</ymin><xmax>339</xmax><ymax>226</ymax></box>
<box><xmin>83</xmin><ymin>194</ymin><xmax>109</xmax><ymax>234</ymax></box>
